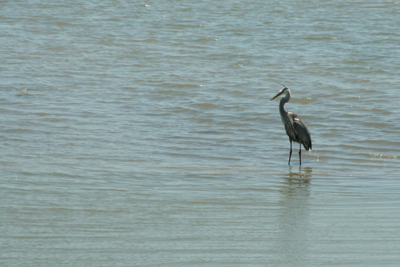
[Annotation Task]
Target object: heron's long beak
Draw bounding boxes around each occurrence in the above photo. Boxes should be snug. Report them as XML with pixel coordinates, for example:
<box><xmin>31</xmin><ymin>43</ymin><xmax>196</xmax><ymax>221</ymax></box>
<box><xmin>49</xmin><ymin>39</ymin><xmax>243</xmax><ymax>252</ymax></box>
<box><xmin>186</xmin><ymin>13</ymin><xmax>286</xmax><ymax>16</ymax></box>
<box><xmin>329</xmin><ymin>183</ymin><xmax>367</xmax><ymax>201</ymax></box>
<box><xmin>270</xmin><ymin>91</ymin><xmax>282</xmax><ymax>101</ymax></box>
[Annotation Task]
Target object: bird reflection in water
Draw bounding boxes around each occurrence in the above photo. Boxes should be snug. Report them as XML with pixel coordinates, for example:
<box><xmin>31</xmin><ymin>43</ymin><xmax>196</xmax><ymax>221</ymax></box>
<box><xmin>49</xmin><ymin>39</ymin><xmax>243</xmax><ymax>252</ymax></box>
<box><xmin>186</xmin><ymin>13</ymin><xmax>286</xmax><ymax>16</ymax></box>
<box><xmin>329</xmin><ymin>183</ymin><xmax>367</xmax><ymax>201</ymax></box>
<box><xmin>285</xmin><ymin>166</ymin><xmax>313</xmax><ymax>183</ymax></box>
<box><xmin>277</xmin><ymin>166</ymin><xmax>312</xmax><ymax>265</ymax></box>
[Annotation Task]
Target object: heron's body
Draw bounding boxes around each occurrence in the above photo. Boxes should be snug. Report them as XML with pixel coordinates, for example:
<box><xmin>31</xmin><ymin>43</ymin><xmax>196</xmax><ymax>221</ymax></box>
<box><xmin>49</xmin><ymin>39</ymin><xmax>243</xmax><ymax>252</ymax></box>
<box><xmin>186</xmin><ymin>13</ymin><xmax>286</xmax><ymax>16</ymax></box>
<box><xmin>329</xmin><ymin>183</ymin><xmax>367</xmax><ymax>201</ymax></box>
<box><xmin>271</xmin><ymin>86</ymin><xmax>312</xmax><ymax>165</ymax></box>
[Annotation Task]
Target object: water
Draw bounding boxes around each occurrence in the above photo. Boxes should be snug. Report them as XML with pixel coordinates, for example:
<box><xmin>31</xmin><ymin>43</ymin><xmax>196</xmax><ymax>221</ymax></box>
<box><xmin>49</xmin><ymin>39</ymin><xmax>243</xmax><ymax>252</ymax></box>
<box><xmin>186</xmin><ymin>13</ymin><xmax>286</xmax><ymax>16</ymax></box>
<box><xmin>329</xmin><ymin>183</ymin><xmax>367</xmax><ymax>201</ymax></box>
<box><xmin>1</xmin><ymin>1</ymin><xmax>400</xmax><ymax>266</ymax></box>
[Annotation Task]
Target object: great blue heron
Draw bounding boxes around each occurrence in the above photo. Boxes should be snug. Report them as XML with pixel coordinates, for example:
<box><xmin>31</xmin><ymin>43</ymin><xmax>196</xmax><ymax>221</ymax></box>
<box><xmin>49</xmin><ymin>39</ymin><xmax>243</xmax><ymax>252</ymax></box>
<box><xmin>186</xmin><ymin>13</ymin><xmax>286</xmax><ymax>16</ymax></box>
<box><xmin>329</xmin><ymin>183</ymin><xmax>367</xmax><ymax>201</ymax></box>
<box><xmin>271</xmin><ymin>85</ymin><xmax>312</xmax><ymax>166</ymax></box>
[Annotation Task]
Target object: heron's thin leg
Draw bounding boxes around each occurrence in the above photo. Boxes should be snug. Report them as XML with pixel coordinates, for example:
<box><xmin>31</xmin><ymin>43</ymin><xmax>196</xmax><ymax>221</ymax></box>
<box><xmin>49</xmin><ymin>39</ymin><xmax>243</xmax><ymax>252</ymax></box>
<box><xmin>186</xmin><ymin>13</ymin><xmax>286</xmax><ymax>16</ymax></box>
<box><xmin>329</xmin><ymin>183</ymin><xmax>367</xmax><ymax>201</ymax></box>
<box><xmin>288</xmin><ymin>140</ymin><xmax>292</xmax><ymax>166</ymax></box>
<box><xmin>299</xmin><ymin>143</ymin><xmax>302</xmax><ymax>166</ymax></box>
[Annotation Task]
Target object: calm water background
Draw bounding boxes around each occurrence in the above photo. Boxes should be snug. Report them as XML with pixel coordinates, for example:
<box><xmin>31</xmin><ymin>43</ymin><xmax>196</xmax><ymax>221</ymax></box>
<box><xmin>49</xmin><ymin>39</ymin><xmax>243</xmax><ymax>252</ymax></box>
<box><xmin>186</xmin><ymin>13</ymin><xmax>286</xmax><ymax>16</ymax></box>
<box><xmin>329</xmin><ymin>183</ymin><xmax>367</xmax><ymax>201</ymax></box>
<box><xmin>1</xmin><ymin>0</ymin><xmax>400</xmax><ymax>266</ymax></box>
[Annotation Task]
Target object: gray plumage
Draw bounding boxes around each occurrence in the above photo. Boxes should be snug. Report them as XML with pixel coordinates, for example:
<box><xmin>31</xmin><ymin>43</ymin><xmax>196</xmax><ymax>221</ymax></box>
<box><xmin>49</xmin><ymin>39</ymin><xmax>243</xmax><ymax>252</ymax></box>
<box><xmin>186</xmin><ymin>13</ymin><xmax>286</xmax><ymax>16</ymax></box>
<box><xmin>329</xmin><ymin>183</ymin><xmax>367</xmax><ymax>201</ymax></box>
<box><xmin>271</xmin><ymin>86</ymin><xmax>312</xmax><ymax>165</ymax></box>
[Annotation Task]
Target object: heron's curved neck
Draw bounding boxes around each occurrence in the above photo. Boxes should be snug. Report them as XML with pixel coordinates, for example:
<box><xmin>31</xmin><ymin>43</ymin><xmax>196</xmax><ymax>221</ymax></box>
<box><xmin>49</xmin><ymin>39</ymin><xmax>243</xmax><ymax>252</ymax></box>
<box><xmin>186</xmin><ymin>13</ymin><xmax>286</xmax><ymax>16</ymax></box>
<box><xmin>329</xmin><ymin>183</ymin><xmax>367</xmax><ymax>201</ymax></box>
<box><xmin>279</xmin><ymin>91</ymin><xmax>291</xmax><ymax>115</ymax></box>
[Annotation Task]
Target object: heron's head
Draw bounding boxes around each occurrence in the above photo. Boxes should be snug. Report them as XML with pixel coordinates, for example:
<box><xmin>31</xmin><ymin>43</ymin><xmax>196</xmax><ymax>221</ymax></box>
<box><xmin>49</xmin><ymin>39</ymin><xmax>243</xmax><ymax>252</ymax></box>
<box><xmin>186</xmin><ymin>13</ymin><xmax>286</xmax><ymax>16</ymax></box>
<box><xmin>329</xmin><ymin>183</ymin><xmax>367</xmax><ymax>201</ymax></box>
<box><xmin>270</xmin><ymin>86</ymin><xmax>289</xmax><ymax>101</ymax></box>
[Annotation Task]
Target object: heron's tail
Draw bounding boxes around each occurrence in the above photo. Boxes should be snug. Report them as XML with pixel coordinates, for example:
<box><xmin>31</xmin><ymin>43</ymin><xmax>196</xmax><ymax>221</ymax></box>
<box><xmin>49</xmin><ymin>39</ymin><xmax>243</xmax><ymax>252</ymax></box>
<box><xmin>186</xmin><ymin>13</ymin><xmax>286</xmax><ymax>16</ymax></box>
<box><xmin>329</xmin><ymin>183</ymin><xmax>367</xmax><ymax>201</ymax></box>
<box><xmin>303</xmin><ymin>140</ymin><xmax>312</xmax><ymax>151</ymax></box>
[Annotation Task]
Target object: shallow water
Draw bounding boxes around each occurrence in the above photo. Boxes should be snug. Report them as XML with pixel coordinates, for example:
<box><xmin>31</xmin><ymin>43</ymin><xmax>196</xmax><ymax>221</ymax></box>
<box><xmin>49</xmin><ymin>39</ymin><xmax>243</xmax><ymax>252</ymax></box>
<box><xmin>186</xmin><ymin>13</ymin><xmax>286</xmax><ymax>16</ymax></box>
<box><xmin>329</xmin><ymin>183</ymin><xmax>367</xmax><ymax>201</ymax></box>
<box><xmin>1</xmin><ymin>1</ymin><xmax>400</xmax><ymax>266</ymax></box>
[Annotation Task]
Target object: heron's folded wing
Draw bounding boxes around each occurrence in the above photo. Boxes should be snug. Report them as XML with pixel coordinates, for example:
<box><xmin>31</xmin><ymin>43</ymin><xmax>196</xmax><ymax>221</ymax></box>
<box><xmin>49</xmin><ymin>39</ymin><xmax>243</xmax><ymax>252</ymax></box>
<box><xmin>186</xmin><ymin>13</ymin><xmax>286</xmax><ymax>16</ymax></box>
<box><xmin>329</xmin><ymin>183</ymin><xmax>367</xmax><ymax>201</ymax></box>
<box><xmin>293</xmin><ymin>118</ymin><xmax>312</xmax><ymax>150</ymax></box>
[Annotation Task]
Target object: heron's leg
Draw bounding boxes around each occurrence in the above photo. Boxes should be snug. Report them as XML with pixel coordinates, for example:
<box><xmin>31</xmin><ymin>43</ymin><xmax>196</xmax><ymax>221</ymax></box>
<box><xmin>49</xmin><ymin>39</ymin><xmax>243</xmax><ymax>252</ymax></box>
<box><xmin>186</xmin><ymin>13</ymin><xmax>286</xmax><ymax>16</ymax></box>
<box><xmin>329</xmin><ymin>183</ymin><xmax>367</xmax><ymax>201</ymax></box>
<box><xmin>288</xmin><ymin>140</ymin><xmax>292</xmax><ymax>166</ymax></box>
<box><xmin>299</xmin><ymin>143</ymin><xmax>302</xmax><ymax>166</ymax></box>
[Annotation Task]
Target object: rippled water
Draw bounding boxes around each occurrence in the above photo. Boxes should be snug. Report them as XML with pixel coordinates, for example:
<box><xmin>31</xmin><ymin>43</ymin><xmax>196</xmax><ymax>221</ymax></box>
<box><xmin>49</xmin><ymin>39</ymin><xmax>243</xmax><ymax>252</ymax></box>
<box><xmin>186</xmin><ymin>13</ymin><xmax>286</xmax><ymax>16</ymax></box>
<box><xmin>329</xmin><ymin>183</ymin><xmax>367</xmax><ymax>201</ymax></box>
<box><xmin>2</xmin><ymin>1</ymin><xmax>400</xmax><ymax>266</ymax></box>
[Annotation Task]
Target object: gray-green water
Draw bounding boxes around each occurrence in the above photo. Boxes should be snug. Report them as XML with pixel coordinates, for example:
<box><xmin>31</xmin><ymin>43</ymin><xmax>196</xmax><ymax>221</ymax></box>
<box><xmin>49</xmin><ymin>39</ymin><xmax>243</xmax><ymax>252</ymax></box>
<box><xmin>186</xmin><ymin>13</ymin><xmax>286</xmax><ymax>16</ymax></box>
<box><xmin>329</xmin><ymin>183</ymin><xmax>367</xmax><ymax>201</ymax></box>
<box><xmin>1</xmin><ymin>1</ymin><xmax>400</xmax><ymax>266</ymax></box>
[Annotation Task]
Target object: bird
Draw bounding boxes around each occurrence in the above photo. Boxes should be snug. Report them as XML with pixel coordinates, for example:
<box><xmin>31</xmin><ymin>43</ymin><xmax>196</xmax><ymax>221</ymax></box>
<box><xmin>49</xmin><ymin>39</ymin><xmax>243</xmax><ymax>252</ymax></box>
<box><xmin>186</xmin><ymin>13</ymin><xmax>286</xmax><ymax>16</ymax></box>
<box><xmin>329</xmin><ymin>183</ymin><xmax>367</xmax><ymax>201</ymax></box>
<box><xmin>271</xmin><ymin>85</ymin><xmax>312</xmax><ymax>166</ymax></box>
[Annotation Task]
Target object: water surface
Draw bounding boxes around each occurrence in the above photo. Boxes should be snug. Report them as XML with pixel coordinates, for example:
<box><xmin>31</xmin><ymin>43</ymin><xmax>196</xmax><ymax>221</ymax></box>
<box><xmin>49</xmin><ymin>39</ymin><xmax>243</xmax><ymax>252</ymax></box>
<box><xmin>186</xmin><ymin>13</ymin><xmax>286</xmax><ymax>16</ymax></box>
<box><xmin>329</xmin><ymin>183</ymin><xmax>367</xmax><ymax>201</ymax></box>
<box><xmin>1</xmin><ymin>1</ymin><xmax>400</xmax><ymax>266</ymax></box>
